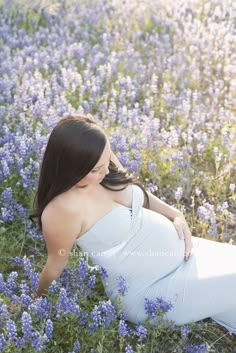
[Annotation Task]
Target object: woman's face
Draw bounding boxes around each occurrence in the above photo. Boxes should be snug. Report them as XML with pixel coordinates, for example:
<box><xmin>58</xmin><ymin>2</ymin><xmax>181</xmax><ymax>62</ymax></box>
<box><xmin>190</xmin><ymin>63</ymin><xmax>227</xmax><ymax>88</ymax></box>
<box><xmin>77</xmin><ymin>139</ymin><xmax>112</xmax><ymax>187</ymax></box>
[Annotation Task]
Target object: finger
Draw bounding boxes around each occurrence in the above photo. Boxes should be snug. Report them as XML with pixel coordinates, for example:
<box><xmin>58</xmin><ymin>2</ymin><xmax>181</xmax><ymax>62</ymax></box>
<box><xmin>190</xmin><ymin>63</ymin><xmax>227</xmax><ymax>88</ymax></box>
<box><xmin>184</xmin><ymin>252</ymin><xmax>191</xmax><ymax>259</ymax></box>
<box><xmin>184</xmin><ymin>246</ymin><xmax>192</xmax><ymax>257</ymax></box>
<box><xmin>184</xmin><ymin>249</ymin><xmax>191</xmax><ymax>256</ymax></box>
<box><xmin>184</xmin><ymin>248</ymin><xmax>192</xmax><ymax>260</ymax></box>
<box><xmin>184</xmin><ymin>244</ymin><xmax>192</xmax><ymax>255</ymax></box>
<box><xmin>184</xmin><ymin>242</ymin><xmax>192</xmax><ymax>254</ymax></box>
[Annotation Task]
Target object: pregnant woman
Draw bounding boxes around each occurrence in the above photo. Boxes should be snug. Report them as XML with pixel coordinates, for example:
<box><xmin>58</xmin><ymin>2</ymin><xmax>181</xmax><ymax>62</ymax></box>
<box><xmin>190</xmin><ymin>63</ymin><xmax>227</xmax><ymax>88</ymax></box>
<box><xmin>30</xmin><ymin>115</ymin><xmax>236</xmax><ymax>335</ymax></box>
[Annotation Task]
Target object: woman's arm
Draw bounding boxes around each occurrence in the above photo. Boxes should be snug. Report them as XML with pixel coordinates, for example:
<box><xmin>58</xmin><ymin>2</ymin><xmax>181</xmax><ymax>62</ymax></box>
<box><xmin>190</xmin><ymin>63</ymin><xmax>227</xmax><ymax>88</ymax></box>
<box><xmin>146</xmin><ymin>190</ymin><xmax>183</xmax><ymax>221</ymax></box>
<box><xmin>36</xmin><ymin>205</ymin><xmax>82</xmax><ymax>297</ymax></box>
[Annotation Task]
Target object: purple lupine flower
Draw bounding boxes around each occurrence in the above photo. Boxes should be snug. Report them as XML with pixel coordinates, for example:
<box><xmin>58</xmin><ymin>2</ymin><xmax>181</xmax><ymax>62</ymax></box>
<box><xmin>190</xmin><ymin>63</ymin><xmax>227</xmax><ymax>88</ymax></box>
<box><xmin>19</xmin><ymin>159</ymin><xmax>39</xmax><ymax>191</ymax></box>
<box><xmin>14</xmin><ymin>203</ymin><xmax>27</xmax><ymax>219</ymax></box>
<box><xmin>19</xmin><ymin>281</ymin><xmax>30</xmax><ymax>295</ymax></box>
<box><xmin>116</xmin><ymin>275</ymin><xmax>128</xmax><ymax>296</ymax></box>
<box><xmin>147</xmin><ymin>181</ymin><xmax>158</xmax><ymax>193</ymax></box>
<box><xmin>185</xmin><ymin>343</ymin><xmax>209</xmax><ymax>353</ymax></box>
<box><xmin>1</xmin><ymin>207</ymin><xmax>15</xmax><ymax>222</ymax></box>
<box><xmin>0</xmin><ymin>187</ymin><xmax>27</xmax><ymax>222</ymax></box>
<box><xmin>125</xmin><ymin>345</ymin><xmax>134</xmax><ymax>353</ymax></box>
<box><xmin>174</xmin><ymin>187</ymin><xmax>183</xmax><ymax>201</ymax></box>
<box><xmin>129</xmin><ymin>159</ymin><xmax>140</xmax><ymax>174</ymax></box>
<box><xmin>144</xmin><ymin>298</ymin><xmax>158</xmax><ymax>318</ymax></box>
<box><xmin>58</xmin><ymin>287</ymin><xmax>68</xmax><ymax>313</ymax></box>
<box><xmin>2</xmin><ymin>284</ymin><xmax>12</xmax><ymax>299</ymax></box>
<box><xmin>48</xmin><ymin>280</ymin><xmax>60</xmax><ymax>294</ymax></box>
<box><xmin>118</xmin><ymin>319</ymin><xmax>131</xmax><ymax>337</ymax></box>
<box><xmin>197</xmin><ymin>202</ymin><xmax>214</xmax><ymax>223</ymax></box>
<box><xmin>29</xmin><ymin>270</ymin><xmax>39</xmax><ymax>293</ymax></box>
<box><xmin>19</xmin><ymin>293</ymin><xmax>32</xmax><ymax>306</ymax></box>
<box><xmin>87</xmin><ymin>274</ymin><xmax>96</xmax><ymax>289</ymax></box>
<box><xmin>197</xmin><ymin>206</ymin><xmax>209</xmax><ymax>222</ymax></box>
<box><xmin>88</xmin><ymin>322</ymin><xmax>97</xmax><ymax>334</ymax></box>
<box><xmin>135</xmin><ymin>323</ymin><xmax>148</xmax><ymax>342</ymax></box>
<box><xmin>155</xmin><ymin>297</ymin><xmax>174</xmax><ymax>313</ymax></box>
<box><xmin>22</xmin><ymin>256</ymin><xmax>32</xmax><ymax>276</ymax></box>
<box><xmin>6</xmin><ymin>271</ymin><xmax>18</xmax><ymax>292</ymax></box>
<box><xmin>29</xmin><ymin>296</ymin><xmax>51</xmax><ymax>320</ymax></box>
<box><xmin>6</xmin><ymin>319</ymin><xmax>18</xmax><ymax>342</ymax></box>
<box><xmin>208</xmin><ymin>217</ymin><xmax>217</xmax><ymax>237</ymax></box>
<box><xmin>8</xmin><ymin>256</ymin><xmax>24</xmax><ymax>266</ymax></box>
<box><xmin>98</xmin><ymin>266</ymin><xmax>108</xmax><ymax>280</ymax></box>
<box><xmin>1</xmin><ymin>160</ymin><xmax>10</xmax><ymax>179</ymax></box>
<box><xmin>21</xmin><ymin>311</ymin><xmax>33</xmax><ymax>340</ymax></box>
<box><xmin>79</xmin><ymin>311</ymin><xmax>88</xmax><ymax>327</ymax></box>
<box><xmin>66</xmin><ymin>297</ymin><xmax>81</xmax><ymax>316</ymax></box>
<box><xmin>0</xmin><ymin>333</ymin><xmax>6</xmax><ymax>352</ymax></box>
<box><xmin>78</xmin><ymin>258</ymin><xmax>88</xmax><ymax>281</ymax></box>
<box><xmin>15</xmin><ymin>337</ymin><xmax>25</xmax><ymax>348</ymax></box>
<box><xmin>144</xmin><ymin>297</ymin><xmax>173</xmax><ymax>319</ymax></box>
<box><xmin>1</xmin><ymin>187</ymin><xmax>13</xmax><ymax>203</ymax></box>
<box><xmin>0</xmin><ymin>274</ymin><xmax>5</xmax><ymax>293</ymax></box>
<box><xmin>31</xmin><ymin>331</ymin><xmax>49</xmax><ymax>351</ymax></box>
<box><xmin>10</xmin><ymin>294</ymin><xmax>21</xmax><ymax>306</ymax></box>
<box><xmin>89</xmin><ymin>300</ymin><xmax>116</xmax><ymax>333</ymax></box>
<box><xmin>180</xmin><ymin>325</ymin><xmax>191</xmax><ymax>340</ymax></box>
<box><xmin>27</xmin><ymin>222</ymin><xmax>44</xmax><ymax>241</ymax></box>
<box><xmin>72</xmin><ymin>339</ymin><xmax>81</xmax><ymax>352</ymax></box>
<box><xmin>89</xmin><ymin>306</ymin><xmax>102</xmax><ymax>333</ymax></box>
<box><xmin>45</xmin><ymin>319</ymin><xmax>53</xmax><ymax>339</ymax></box>
<box><xmin>0</xmin><ymin>300</ymin><xmax>10</xmax><ymax>326</ymax></box>
<box><xmin>119</xmin><ymin>312</ymin><xmax>128</xmax><ymax>321</ymax></box>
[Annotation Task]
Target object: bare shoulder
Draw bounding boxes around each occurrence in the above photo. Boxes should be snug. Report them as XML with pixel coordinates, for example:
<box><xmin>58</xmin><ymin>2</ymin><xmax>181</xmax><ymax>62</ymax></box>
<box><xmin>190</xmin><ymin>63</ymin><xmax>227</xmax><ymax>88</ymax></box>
<box><xmin>41</xmin><ymin>192</ymin><xmax>82</xmax><ymax>239</ymax></box>
<box><xmin>40</xmin><ymin>193</ymin><xmax>82</xmax><ymax>267</ymax></box>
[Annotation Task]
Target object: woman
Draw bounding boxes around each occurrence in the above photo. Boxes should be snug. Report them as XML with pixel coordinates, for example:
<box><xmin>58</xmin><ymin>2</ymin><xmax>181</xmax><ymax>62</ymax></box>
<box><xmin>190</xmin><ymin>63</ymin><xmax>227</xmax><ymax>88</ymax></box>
<box><xmin>30</xmin><ymin>114</ymin><xmax>236</xmax><ymax>334</ymax></box>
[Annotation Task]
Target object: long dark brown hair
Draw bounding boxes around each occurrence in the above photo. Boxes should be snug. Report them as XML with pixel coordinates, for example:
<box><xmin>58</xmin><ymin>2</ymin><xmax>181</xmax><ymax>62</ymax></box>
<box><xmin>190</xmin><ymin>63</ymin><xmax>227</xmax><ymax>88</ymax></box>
<box><xmin>29</xmin><ymin>114</ymin><xmax>149</xmax><ymax>231</ymax></box>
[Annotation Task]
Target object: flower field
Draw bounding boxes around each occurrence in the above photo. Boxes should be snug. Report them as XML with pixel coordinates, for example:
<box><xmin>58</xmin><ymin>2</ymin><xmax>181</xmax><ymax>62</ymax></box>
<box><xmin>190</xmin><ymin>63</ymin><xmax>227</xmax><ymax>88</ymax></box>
<box><xmin>0</xmin><ymin>0</ymin><xmax>235</xmax><ymax>352</ymax></box>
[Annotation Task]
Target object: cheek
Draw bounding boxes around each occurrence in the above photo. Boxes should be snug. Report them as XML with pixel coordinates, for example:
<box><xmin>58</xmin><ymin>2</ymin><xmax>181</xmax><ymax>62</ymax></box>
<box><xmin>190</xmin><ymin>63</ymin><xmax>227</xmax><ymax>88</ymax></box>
<box><xmin>84</xmin><ymin>173</ymin><xmax>98</xmax><ymax>182</ymax></box>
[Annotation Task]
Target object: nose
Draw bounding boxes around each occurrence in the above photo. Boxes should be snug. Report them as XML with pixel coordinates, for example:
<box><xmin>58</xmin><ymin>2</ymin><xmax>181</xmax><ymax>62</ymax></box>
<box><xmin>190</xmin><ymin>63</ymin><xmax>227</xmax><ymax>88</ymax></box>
<box><xmin>104</xmin><ymin>166</ymin><xmax>110</xmax><ymax>175</ymax></box>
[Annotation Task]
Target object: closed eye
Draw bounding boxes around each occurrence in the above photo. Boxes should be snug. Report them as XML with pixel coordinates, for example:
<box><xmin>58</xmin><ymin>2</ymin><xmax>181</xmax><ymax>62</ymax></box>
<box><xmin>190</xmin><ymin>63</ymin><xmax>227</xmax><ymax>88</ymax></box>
<box><xmin>91</xmin><ymin>155</ymin><xmax>111</xmax><ymax>173</ymax></box>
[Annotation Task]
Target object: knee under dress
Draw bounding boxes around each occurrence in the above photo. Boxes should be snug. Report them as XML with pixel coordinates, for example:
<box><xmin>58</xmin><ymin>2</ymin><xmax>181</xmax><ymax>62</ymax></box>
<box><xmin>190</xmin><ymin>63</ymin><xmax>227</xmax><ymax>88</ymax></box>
<box><xmin>75</xmin><ymin>184</ymin><xmax>236</xmax><ymax>334</ymax></box>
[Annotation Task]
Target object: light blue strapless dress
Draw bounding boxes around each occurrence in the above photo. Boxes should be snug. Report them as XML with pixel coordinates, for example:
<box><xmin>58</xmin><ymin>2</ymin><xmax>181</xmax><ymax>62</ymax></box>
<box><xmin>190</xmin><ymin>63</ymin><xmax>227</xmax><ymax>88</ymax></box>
<box><xmin>75</xmin><ymin>184</ymin><xmax>236</xmax><ymax>334</ymax></box>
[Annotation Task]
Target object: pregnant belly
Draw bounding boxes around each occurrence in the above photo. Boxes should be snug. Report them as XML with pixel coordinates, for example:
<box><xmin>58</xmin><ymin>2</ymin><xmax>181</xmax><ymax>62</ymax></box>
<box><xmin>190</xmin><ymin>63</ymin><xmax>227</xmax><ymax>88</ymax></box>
<box><xmin>119</xmin><ymin>208</ymin><xmax>186</xmax><ymax>283</ymax></box>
